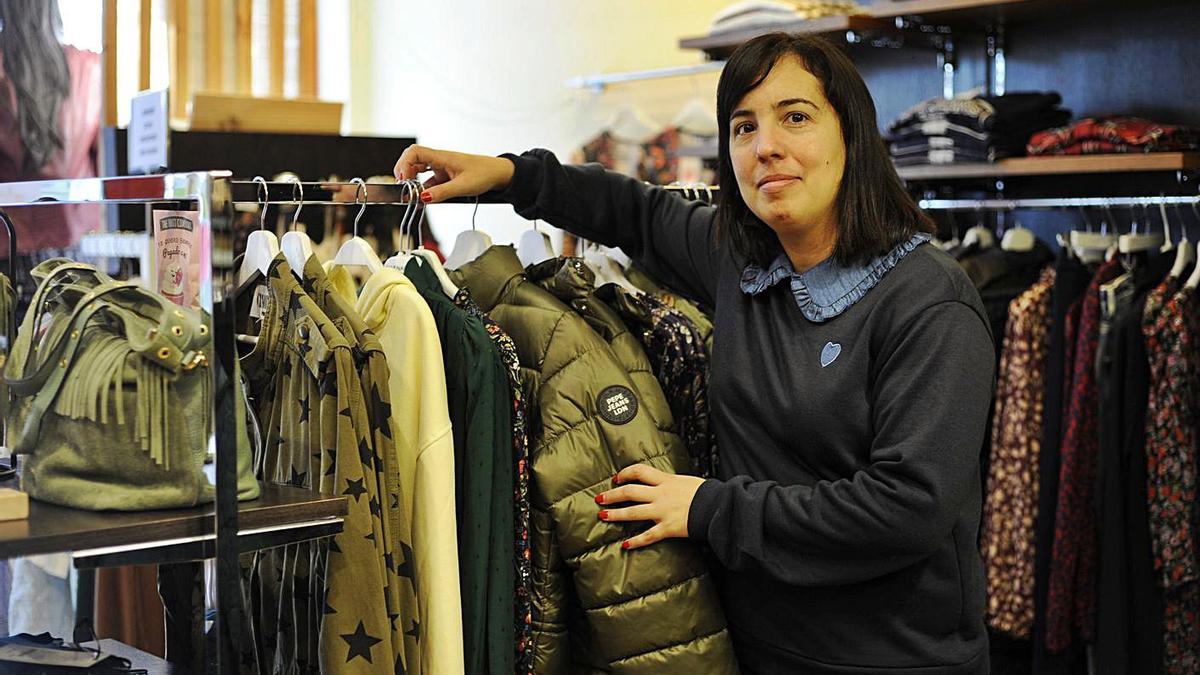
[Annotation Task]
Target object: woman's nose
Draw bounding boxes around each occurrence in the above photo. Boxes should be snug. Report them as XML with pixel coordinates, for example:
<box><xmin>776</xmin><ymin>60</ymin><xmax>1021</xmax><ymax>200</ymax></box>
<box><xmin>754</xmin><ymin>125</ymin><xmax>784</xmax><ymax>161</ymax></box>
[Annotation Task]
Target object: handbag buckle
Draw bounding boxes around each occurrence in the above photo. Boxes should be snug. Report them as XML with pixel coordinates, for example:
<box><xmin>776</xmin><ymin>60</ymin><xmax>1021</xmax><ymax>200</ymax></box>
<box><xmin>180</xmin><ymin>352</ymin><xmax>208</xmax><ymax>372</ymax></box>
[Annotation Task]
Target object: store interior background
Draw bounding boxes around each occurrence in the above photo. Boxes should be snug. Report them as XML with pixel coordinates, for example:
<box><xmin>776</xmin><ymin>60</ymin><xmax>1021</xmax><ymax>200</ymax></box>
<box><xmin>55</xmin><ymin>0</ymin><xmax>1200</xmax><ymax>250</ymax></box>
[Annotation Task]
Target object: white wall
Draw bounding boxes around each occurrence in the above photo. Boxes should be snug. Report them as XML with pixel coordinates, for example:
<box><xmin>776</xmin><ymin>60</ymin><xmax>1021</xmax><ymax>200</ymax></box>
<box><xmin>340</xmin><ymin>0</ymin><xmax>731</xmax><ymax>249</ymax></box>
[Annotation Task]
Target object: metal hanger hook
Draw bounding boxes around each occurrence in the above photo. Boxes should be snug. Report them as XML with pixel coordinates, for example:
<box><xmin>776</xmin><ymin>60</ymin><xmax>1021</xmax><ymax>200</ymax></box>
<box><xmin>350</xmin><ymin>177</ymin><xmax>367</xmax><ymax>238</ymax></box>
<box><xmin>253</xmin><ymin>175</ymin><xmax>268</xmax><ymax>231</ymax></box>
<box><xmin>472</xmin><ymin>196</ymin><xmax>481</xmax><ymax>231</ymax></box>
<box><xmin>290</xmin><ymin>177</ymin><xmax>304</xmax><ymax>231</ymax></box>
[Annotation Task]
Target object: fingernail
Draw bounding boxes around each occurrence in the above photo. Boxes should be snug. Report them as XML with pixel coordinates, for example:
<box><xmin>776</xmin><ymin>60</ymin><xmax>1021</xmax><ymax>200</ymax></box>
<box><xmin>594</xmin><ymin>494</ymin><xmax>604</xmax><ymax>505</ymax></box>
<box><xmin>598</xmin><ymin>510</ymin><xmax>609</xmax><ymax>521</ymax></box>
<box><xmin>420</xmin><ymin>191</ymin><xmax>432</xmax><ymax>203</ymax></box>
<box><xmin>613</xmin><ymin>474</ymin><xmax>620</xmax><ymax>485</ymax></box>
<box><xmin>621</xmin><ymin>541</ymin><xmax>631</xmax><ymax>550</ymax></box>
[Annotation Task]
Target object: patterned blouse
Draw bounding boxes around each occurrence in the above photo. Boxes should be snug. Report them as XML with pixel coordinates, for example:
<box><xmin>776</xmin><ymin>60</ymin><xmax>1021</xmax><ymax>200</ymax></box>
<box><xmin>1045</xmin><ymin>259</ymin><xmax>1122</xmax><ymax>652</ymax></box>
<box><xmin>453</xmin><ymin>287</ymin><xmax>534</xmax><ymax>675</ymax></box>
<box><xmin>1142</xmin><ymin>281</ymin><xmax>1200</xmax><ymax>673</ymax></box>
<box><xmin>981</xmin><ymin>266</ymin><xmax>1055</xmax><ymax>638</ymax></box>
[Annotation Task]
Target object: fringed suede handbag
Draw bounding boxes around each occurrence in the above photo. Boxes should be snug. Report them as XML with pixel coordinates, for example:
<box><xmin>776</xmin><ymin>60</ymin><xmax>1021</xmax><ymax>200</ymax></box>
<box><xmin>3</xmin><ymin>259</ymin><xmax>256</xmax><ymax>510</ymax></box>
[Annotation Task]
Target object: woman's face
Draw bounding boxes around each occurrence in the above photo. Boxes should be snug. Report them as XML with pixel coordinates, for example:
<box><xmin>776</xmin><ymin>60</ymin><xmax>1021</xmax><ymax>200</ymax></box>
<box><xmin>729</xmin><ymin>56</ymin><xmax>846</xmax><ymax>242</ymax></box>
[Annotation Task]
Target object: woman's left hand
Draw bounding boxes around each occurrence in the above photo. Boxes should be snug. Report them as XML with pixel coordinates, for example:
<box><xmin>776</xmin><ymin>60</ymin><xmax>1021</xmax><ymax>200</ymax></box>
<box><xmin>596</xmin><ymin>464</ymin><xmax>706</xmax><ymax>550</ymax></box>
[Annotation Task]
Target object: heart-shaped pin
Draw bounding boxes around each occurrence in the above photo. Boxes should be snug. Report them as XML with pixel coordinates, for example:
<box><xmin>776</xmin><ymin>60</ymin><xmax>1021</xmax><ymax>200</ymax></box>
<box><xmin>820</xmin><ymin>341</ymin><xmax>842</xmax><ymax>368</ymax></box>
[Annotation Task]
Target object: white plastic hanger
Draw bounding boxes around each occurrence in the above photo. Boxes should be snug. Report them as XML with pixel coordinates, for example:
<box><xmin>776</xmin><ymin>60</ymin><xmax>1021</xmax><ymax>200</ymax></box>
<box><xmin>330</xmin><ymin>177</ymin><xmax>383</xmax><ymax>274</ymax></box>
<box><xmin>607</xmin><ymin>104</ymin><xmax>660</xmax><ymax>144</ymax></box>
<box><xmin>1000</xmin><ymin>215</ymin><xmax>1036</xmax><ymax>252</ymax></box>
<box><xmin>442</xmin><ymin>197</ymin><xmax>493</xmax><ymax>270</ymax></box>
<box><xmin>517</xmin><ymin>219</ymin><xmax>556</xmax><ymax>267</ymax></box>
<box><xmin>237</xmin><ymin>176</ymin><xmax>280</xmax><ymax>284</ymax></box>
<box><xmin>961</xmin><ymin>209</ymin><xmax>995</xmax><ymax>250</ymax></box>
<box><xmin>280</xmin><ymin>176</ymin><xmax>316</xmax><ymax>277</ymax></box>
<box><xmin>386</xmin><ymin>181</ymin><xmax>459</xmax><ymax>297</ymax></box>
<box><xmin>671</xmin><ymin>98</ymin><xmax>718</xmax><ymax>136</ymax></box>
<box><xmin>1070</xmin><ymin>205</ymin><xmax>1117</xmax><ymax>264</ymax></box>
<box><xmin>1167</xmin><ymin>201</ymin><xmax>1195</xmax><ymax>279</ymax></box>
<box><xmin>1117</xmin><ymin>203</ymin><xmax>1165</xmax><ymax>254</ymax></box>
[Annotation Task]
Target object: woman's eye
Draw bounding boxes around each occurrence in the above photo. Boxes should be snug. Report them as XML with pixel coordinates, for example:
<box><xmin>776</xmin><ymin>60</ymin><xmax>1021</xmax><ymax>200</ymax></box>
<box><xmin>786</xmin><ymin>112</ymin><xmax>809</xmax><ymax>124</ymax></box>
<box><xmin>733</xmin><ymin>122</ymin><xmax>755</xmax><ymax>136</ymax></box>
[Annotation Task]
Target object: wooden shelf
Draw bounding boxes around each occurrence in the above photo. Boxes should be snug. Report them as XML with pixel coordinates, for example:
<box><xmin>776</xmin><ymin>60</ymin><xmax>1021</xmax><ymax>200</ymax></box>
<box><xmin>896</xmin><ymin>152</ymin><xmax>1200</xmax><ymax>180</ymax></box>
<box><xmin>679</xmin><ymin>14</ymin><xmax>888</xmax><ymax>53</ymax></box>
<box><xmin>0</xmin><ymin>483</ymin><xmax>347</xmax><ymax>561</ymax></box>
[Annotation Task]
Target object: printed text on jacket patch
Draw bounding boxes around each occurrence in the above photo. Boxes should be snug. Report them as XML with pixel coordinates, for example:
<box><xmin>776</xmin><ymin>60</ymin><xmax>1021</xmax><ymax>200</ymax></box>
<box><xmin>597</xmin><ymin>385</ymin><xmax>638</xmax><ymax>425</ymax></box>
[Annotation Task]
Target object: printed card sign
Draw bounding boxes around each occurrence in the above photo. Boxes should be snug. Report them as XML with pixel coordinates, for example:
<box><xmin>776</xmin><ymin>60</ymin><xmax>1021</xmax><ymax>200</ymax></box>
<box><xmin>153</xmin><ymin>210</ymin><xmax>201</xmax><ymax>307</ymax></box>
<box><xmin>128</xmin><ymin>89</ymin><xmax>168</xmax><ymax>175</ymax></box>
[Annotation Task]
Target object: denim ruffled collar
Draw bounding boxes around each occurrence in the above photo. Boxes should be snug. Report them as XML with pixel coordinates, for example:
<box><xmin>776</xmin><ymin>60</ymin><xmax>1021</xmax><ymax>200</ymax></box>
<box><xmin>740</xmin><ymin>233</ymin><xmax>931</xmax><ymax>322</ymax></box>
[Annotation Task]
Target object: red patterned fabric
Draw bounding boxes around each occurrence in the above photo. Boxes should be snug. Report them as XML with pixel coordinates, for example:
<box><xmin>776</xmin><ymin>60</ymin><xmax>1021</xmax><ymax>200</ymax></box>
<box><xmin>1045</xmin><ymin>259</ymin><xmax>1122</xmax><ymax>652</ymax></box>
<box><xmin>1143</xmin><ymin>281</ymin><xmax>1200</xmax><ymax>673</ymax></box>
<box><xmin>1028</xmin><ymin>116</ymin><xmax>1200</xmax><ymax>156</ymax></box>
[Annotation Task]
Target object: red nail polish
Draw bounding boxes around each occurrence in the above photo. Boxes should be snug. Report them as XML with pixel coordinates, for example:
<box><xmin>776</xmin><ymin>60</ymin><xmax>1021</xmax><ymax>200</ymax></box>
<box><xmin>598</xmin><ymin>510</ymin><xmax>609</xmax><ymax>520</ymax></box>
<box><xmin>420</xmin><ymin>191</ymin><xmax>432</xmax><ymax>203</ymax></box>
<box><xmin>594</xmin><ymin>494</ymin><xmax>604</xmax><ymax>505</ymax></box>
<box><xmin>612</xmin><ymin>474</ymin><xmax>620</xmax><ymax>485</ymax></box>
<box><xmin>621</xmin><ymin>541</ymin><xmax>631</xmax><ymax>550</ymax></box>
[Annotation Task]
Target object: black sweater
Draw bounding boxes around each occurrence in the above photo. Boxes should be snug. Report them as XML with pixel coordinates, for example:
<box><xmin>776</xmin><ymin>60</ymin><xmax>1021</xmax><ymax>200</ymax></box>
<box><xmin>496</xmin><ymin>149</ymin><xmax>995</xmax><ymax>674</ymax></box>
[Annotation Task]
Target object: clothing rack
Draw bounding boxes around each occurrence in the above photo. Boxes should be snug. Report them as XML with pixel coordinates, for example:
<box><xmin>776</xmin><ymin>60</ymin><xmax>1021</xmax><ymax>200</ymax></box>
<box><xmin>919</xmin><ymin>195</ymin><xmax>1200</xmax><ymax>210</ymax></box>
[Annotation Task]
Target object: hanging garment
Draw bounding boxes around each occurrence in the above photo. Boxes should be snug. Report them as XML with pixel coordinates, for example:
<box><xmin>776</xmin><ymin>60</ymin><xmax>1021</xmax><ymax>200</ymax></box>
<box><xmin>451</xmin><ymin>245</ymin><xmax>738</xmax><ymax>674</ymax></box>
<box><xmin>1031</xmin><ymin>252</ymin><xmax>1092</xmax><ymax>675</ymax></box>
<box><xmin>1143</xmin><ymin>281</ymin><xmax>1200</xmax><ymax>674</ymax></box>
<box><xmin>451</xmin><ymin>287</ymin><xmax>534</xmax><ymax>675</ymax></box>
<box><xmin>625</xmin><ymin>263</ymin><xmax>715</xmax><ymax>354</ymax></box>
<box><xmin>301</xmin><ymin>256</ymin><xmax>420</xmax><ymax>670</ymax></box>
<box><xmin>889</xmin><ymin>92</ymin><xmax>1071</xmax><ymax>158</ymax></box>
<box><xmin>1045</xmin><ymin>258</ymin><xmax>1123</xmax><ymax>652</ymax></box>
<box><xmin>527</xmin><ymin>256</ymin><xmax>687</xmax><ymax>475</ymax></box>
<box><xmin>404</xmin><ymin>259</ymin><xmax>515</xmax><ymax>675</ymax></box>
<box><xmin>596</xmin><ymin>284</ymin><xmax>716</xmax><ymax>478</ymax></box>
<box><xmin>981</xmin><ymin>265</ymin><xmax>1054</xmax><ymax>638</ymax></box>
<box><xmin>1092</xmin><ymin>254</ymin><xmax>1171</xmax><ymax>675</ymax></box>
<box><xmin>240</xmin><ymin>257</ymin><xmax>403</xmax><ymax>674</ymax></box>
<box><xmin>343</xmin><ymin>264</ymin><xmax>465</xmax><ymax>675</ymax></box>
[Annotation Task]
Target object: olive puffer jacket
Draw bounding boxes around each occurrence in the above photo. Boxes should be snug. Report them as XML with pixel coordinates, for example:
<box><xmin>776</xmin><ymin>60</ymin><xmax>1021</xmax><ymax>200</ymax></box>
<box><xmin>452</xmin><ymin>246</ymin><xmax>738</xmax><ymax>674</ymax></box>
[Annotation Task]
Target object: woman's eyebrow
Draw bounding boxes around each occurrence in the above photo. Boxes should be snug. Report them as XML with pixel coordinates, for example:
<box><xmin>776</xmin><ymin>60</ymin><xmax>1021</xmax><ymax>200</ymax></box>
<box><xmin>776</xmin><ymin>97</ymin><xmax>818</xmax><ymax>110</ymax></box>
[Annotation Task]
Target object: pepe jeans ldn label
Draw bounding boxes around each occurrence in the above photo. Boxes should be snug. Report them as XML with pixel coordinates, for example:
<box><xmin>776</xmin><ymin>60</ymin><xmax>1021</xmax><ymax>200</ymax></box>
<box><xmin>153</xmin><ymin>210</ymin><xmax>200</xmax><ymax>307</ymax></box>
<box><xmin>597</xmin><ymin>385</ymin><xmax>638</xmax><ymax>425</ymax></box>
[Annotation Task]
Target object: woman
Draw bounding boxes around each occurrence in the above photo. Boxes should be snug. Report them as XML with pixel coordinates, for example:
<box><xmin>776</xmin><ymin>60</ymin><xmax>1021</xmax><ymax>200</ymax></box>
<box><xmin>397</xmin><ymin>33</ymin><xmax>994</xmax><ymax>674</ymax></box>
<box><xmin>0</xmin><ymin>0</ymin><xmax>102</xmax><ymax>308</ymax></box>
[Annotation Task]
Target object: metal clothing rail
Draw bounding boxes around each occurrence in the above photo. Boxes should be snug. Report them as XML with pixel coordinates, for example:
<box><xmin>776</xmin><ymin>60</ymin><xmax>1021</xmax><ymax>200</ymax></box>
<box><xmin>566</xmin><ymin>61</ymin><xmax>726</xmax><ymax>92</ymax></box>
<box><xmin>919</xmin><ymin>195</ymin><xmax>1200</xmax><ymax>210</ymax></box>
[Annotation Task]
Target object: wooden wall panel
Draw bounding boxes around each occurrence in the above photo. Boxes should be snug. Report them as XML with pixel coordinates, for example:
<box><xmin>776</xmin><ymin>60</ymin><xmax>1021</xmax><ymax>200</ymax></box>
<box><xmin>299</xmin><ymin>0</ymin><xmax>318</xmax><ymax>97</ymax></box>
<box><xmin>205</xmin><ymin>0</ymin><xmax>224</xmax><ymax>91</ymax></box>
<box><xmin>235</xmin><ymin>0</ymin><xmax>252</xmax><ymax>94</ymax></box>
<box><xmin>139</xmin><ymin>0</ymin><xmax>151</xmax><ymax>91</ymax></box>
<box><xmin>170</xmin><ymin>0</ymin><xmax>190</xmax><ymax>121</ymax></box>
<box><xmin>103</xmin><ymin>0</ymin><xmax>117</xmax><ymax>126</ymax></box>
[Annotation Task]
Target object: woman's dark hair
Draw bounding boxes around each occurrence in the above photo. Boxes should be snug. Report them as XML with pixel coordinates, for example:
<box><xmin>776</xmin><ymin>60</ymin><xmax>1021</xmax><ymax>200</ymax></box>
<box><xmin>0</xmin><ymin>0</ymin><xmax>69</xmax><ymax>173</ymax></box>
<box><xmin>714</xmin><ymin>33</ymin><xmax>934</xmax><ymax>267</ymax></box>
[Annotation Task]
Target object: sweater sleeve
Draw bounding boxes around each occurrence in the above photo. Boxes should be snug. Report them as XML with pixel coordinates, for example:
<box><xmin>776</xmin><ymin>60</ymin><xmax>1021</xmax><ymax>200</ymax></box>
<box><xmin>687</xmin><ymin>300</ymin><xmax>995</xmax><ymax>586</ymax></box>
<box><xmin>493</xmin><ymin>148</ymin><xmax>722</xmax><ymax>309</ymax></box>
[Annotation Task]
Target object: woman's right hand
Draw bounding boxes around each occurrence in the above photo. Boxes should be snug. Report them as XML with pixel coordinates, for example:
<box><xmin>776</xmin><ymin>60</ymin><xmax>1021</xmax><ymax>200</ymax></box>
<box><xmin>393</xmin><ymin>145</ymin><xmax>516</xmax><ymax>204</ymax></box>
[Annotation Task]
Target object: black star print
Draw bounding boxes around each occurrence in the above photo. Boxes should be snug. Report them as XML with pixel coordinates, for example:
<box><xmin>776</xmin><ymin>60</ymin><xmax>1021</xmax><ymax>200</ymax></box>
<box><xmin>364</xmin><ymin>531</ymin><xmax>377</xmax><ymax>543</ymax></box>
<box><xmin>320</xmin><ymin>371</ymin><xmax>338</xmax><ymax>397</ymax></box>
<box><xmin>323</xmin><ymin>448</ymin><xmax>337</xmax><ymax>476</ymax></box>
<box><xmin>369</xmin><ymin>496</ymin><xmax>382</xmax><ymax>519</ymax></box>
<box><xmin>383</xmin><ymin>552</ymin><xmax>395</xmax><ymax>573</ymax></box>
<box><xmin>273</xmin><ymin>434</ymin><xmax>286</xmax><ymax>449</ymax></box>
<box><xmin>405</xmin><ymin>619</ymin><xmax>419</xmax><ymax>642</ymax></box>
<box><xmin>395</xmin><ymin>654</ymin><xmax>407</xmax><ymax>675</ymax></box>
<box><xmin>342</xmin><ymin>477</ymin><xmax>367</xmax><ymax>502</ymax></box>
<box><xmin>358</xmin><ymin>438</ymin><xmax>373</xmax><ymax>467</ymax></box>
<box><xmin>340</xmin><ymin>621</ymin><xmax>382</xmax><ymax>663</ymax></box>
<box><xmin>373</xmin><ymin>449</ymin><xmax>385</xmax><ymax>473</ymax></box>
<box><xmin>298</xmin><ymin>395</ymin><xmax>311</xmax><ymax>424</ymax></box>
<box><xmin>388</xmin><ymin>611</ymin><xmax>400</xmax><ymax>631</ymax></box>
<box><xmin>397</xmin><ymin>543</ymin><xmax>414</xmax><ymax>579</ymax></box>
<box><xmin>268</xmin><ymin>263</ymin><xmax>282</xmax><ymax>280</ymax></box>
<box><xmin>339</xmin><ymin>406</ymin><xmax>353</xmax><ymax>419</ymax></box>
<box><xmin>301</xmin><ymin>274</ymin><xmax>319</xmax><ymax>296</ymax></box>
<box><xmin>287</xmin><ymin>291</ymin><xmax>303</xmax><ymax>316</ymax></box>
<box><xmin>390</xmin><ymin>493</ymin><xmax>399</xmax><ymax>510</ymax></box>
<box><xmin>290</xmin><ymin>467</ymin><xmax>308</xmax><ymax>488</ymax></box>
<box><xmin>370</xmin><ymin>385</ymin><xmax>393</xmax><ymax>439</ymax></box>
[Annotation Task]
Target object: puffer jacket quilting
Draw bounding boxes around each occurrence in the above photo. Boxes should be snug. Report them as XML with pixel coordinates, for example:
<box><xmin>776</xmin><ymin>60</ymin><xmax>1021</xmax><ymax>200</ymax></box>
<box><xmin>452</xmin><ymin>246</ymin><xmax>738</xmax><ymax>674</ymax></box>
